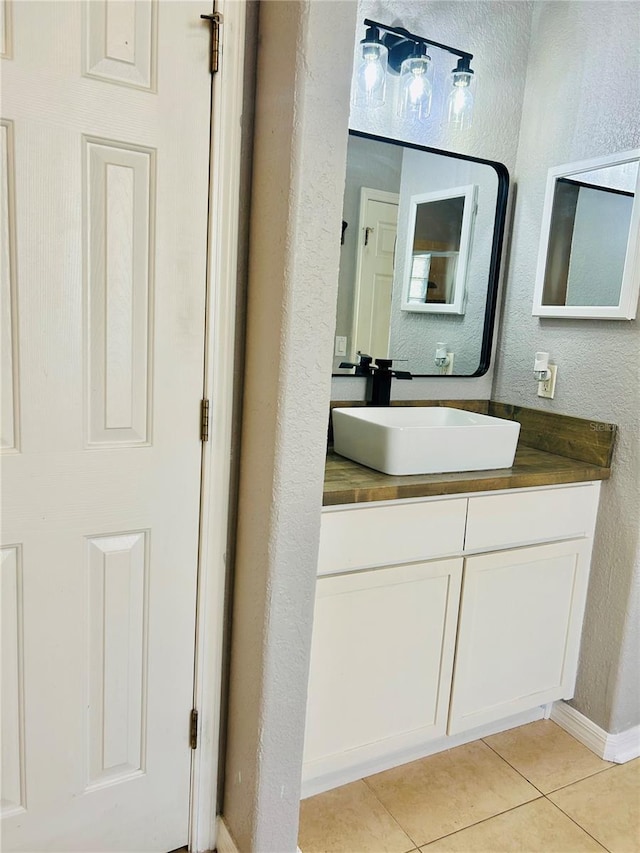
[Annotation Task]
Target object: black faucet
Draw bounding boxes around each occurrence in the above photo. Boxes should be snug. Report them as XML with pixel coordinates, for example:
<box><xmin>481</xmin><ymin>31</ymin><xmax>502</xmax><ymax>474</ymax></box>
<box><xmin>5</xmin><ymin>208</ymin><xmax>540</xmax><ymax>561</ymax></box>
<box><xmin>339</xmin><ymin>351</ymin><xmax>372</xmax><ymax>376</ymax></box>
<box><xmin>339</xmin><ymin>353</ymin><xmax>412</xmax><ymax>405</ymax></box>
<box><xmin>367</xmin><ymin>358</ymin><xmax>412</xmax><ymax>406</ymax></box>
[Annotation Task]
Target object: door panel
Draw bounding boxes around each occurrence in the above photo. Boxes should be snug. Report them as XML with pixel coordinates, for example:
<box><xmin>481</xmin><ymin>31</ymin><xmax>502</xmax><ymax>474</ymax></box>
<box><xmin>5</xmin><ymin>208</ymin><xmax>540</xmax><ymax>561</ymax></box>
<box><xmin>86</xmin><ymin>531</ymin><xmax>148</xmax><ymax>790</ymax></box>
<box><xmin>85</xmin><ymin>137</ymin><xmax>154</xmax><ymax>447</ymax></box>
<box><xmin>0</xmin><ymin>2</ymin><xmax>212</xmax><ymax>850</ymax></box>
<box><xmin>84</xmin><ymin>0</ymin><xmax>157</xmax><ymax>90</ymax></box>
<box><xmin>1</xmin><ymin>544</ymin><xmax>24</xmax><ymax>817</ymax></box>
<box><xmin>1</xmin><ymin>119</ymin><xmax>18</xmax><ymax>452</ymax></box>
<box><xmin>352</xmin><ymin>192</ymin><xmax>399</xmax><ymax>359</ymax></box>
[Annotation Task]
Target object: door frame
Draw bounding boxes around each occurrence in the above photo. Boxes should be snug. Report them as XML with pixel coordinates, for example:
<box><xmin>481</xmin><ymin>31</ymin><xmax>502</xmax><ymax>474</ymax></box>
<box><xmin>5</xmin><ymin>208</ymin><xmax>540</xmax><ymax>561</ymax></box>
<box><xmin>351</xmin><ymin>187</ymin><xmax>399</xmax><ymax>360</ymax></box>
<box><xmin>188</xmin><ymin>2</ymin><xmax>248</xmax><ymax>851</ymax></box>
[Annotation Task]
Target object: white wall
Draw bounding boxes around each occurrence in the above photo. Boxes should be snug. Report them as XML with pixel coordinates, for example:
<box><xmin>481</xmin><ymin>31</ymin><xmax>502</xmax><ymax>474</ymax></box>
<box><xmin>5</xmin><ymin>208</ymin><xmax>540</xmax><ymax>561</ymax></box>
<box><xmin>492</xmin><ymin>1</ymin><xmax>640</xmax><ymax>733</ymax></box>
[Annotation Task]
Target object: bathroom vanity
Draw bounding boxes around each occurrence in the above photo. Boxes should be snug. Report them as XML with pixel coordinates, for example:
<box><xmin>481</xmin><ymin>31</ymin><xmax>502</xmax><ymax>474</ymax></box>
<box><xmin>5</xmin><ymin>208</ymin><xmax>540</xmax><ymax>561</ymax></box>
<box><xmin>302</xmin><ymin>404</ymin><xmax>615</xmax><ymax>797</ymax></box>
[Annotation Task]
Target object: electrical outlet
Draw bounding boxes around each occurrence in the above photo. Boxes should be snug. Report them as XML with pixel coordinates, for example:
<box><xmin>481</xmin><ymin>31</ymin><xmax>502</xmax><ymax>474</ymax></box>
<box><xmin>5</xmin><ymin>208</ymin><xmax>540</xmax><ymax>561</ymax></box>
<box><xmin>444</xmin><ymin>352</ymin><xmax>454</xmax><ymax>375</ymax></box>
<box><xmin>537</xmin><ymin>363</ymin><xmax>557</xmax><ymax>398</ymax></box>
<box><xmin>334</xmin><ymin>336</ymin><xmax>347</xmax><ymax>357</ymax></box>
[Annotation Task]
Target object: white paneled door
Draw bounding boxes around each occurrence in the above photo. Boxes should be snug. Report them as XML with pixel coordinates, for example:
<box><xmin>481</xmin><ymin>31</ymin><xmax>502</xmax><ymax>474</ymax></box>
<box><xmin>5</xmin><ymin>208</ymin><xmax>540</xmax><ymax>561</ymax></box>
<box><xmin>1</xmin><ymin>2</ymin><xmax>212</xmax><ymax>850</ymax></box>
<box><xmin>352</xmin><ymin>190</ymin><xmax>399</xmax><ymax>360</ymax></box>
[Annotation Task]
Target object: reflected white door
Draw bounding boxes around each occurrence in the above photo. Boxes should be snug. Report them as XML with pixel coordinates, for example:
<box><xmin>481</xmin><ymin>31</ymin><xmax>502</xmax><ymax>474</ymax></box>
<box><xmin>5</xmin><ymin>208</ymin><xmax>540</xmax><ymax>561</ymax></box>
<box><xmin>352</xmin><ymin>190</ymin><xmax>399</xmax><ymax>360</ymax></box>
<box><xmin>1</xmin><ymin>2</ymin><xmax>212</xmax><ymax>850</ymax></box>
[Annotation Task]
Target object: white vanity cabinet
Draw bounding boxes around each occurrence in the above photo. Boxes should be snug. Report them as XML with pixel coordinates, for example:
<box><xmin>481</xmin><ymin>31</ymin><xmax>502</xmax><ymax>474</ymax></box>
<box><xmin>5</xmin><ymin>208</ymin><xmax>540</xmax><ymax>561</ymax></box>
<box><xmin>303</xmin><ymin>482</ymin><xmax>601</xmax><ymax>794</ymax></box>
<box><xmin>447</xmin><ymin>538</ymin><xmax>593</xmax><ymax>734</ymax></box>
<box><xmin>304</xmin><ymin>558</ymin><xmax>462</xmax><ymax>778</ymax></box>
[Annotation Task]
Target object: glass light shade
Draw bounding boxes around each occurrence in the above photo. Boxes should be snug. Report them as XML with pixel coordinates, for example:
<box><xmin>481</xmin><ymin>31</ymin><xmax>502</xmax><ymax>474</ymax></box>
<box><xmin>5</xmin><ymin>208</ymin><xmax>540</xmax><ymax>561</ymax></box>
<box><xmin>397</xmin><ymin>55</ymin><xmax>433</xmax><ymax>121</ymax></box>
<box><xmin>446</xmin><ymin>70</ymin><xmax>475</xmax><ymax>130</ymax></box>
<box><xmin>352</xmin><ymin>41</ymin><xmax>388</xmax><ymax>108</ymax></box>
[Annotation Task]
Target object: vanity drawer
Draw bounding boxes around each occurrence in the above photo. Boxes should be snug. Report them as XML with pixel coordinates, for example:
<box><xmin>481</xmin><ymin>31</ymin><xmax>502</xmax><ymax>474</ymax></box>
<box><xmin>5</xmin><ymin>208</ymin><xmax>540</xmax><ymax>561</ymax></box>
<box><xmin>318</xmin><ymin>498</ymin><xmax>467</xmax><ymax>575</ymax></box>
<box><xmin>465</xmin><ymin>484</ymin><xmax>600</xmax><ymax>551</ymax></box>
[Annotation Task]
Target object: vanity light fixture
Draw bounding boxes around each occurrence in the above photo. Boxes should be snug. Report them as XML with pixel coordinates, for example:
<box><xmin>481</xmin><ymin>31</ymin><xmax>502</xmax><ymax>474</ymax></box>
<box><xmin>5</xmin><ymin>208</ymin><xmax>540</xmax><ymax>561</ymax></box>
<box><xmin>446</xmin><ymin>57</ymin><xmax>475</xmax><ymax>130</ymax></box>
<box><xmin>397</xmin><ymin>42</ymin><xmax>433</xmax><ymax>121</ymax></box>
<box><xmin>352</xmin><ymin>19</ymin><xmax>476</xmax><ymax>128</ymax></box>
<box><xmin>351</xmin><ymin>24</ymin><xmax>389</xmax><ymax>108</ymax></box>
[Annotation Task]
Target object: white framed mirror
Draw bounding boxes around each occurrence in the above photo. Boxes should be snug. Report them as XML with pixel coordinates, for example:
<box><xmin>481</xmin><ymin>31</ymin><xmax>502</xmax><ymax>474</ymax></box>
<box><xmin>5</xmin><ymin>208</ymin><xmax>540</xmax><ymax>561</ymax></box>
<box><xmin>533</xmin><ymin>149</ymin><xmax>640</xmax><ymax>319</ymax></box>
<box><xmin>400</xmin><ymin>185</ymin><xmax>477</xmax><ymax>315</ymax></box>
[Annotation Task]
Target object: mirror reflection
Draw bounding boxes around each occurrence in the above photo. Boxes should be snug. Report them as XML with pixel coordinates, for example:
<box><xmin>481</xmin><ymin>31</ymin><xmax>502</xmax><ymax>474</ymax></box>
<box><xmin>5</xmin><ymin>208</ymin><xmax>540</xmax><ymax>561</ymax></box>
<box><xmin>533</xmin><ymin>150</ymin><xmax>640</xmax><ymax>320</ymax></box>
<box><xmin>334</xmin><ymin>131</ymin><xmax>508</xmax><ymax>376</ymax></box>
<box><xmin>401</xmin><ymin>185</ymin><xmax>476</xmax><ymax>315</ymax></box>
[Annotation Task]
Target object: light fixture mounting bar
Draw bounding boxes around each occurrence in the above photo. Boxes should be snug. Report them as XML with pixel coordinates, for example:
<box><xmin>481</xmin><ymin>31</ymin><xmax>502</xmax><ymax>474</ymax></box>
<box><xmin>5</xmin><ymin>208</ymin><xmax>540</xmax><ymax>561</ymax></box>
<box><xmin>363</xmin><ymin>18</ymin><xmax>473</xmax><ymax>64</ymax></box>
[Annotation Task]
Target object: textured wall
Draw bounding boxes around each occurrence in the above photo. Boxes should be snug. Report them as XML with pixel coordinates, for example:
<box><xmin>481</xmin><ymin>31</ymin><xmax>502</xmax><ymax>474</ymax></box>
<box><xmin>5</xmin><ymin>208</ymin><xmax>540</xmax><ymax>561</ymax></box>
<box><xmin>222</xmin><ymin>2</ymin><xmax>356</xmax><ymax>849</ymax></box>
<box><xmin>492</xmin><ymin>1</ymin><xmax>640</xmax><ymax>733</ymax></box>
<box><xmin>332</xmin><ymin>0</ymin><xmax>533</xmax><ymax>399</ymax></box>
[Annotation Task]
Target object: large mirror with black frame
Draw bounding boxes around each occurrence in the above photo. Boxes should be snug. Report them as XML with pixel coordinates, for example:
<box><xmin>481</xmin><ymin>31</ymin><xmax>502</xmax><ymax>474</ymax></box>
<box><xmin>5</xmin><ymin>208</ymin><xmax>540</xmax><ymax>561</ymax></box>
<box><xmin>334</xmin><ymin>130</ymin><xmax>509</xmax><ymax>377</ymax></box>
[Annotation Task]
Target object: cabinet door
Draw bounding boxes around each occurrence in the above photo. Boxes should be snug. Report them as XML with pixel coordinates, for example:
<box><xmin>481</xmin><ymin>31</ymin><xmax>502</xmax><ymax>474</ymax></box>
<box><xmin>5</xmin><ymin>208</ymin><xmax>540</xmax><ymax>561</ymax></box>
<box><xmin>448</xmin><ymin>539</ymin><xmax>592</xmax><ymax>735</ymax></box>
<box><xmin>303</xmin><ymin>558</ymin><xmax>463</xmax><ymax>779</ymax></box>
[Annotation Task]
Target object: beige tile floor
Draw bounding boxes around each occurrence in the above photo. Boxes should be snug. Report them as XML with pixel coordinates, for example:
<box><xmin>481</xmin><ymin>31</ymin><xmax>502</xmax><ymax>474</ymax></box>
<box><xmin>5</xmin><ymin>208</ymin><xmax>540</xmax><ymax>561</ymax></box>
<box><xmin>298</xmin><ymin>720</ymin><xmax>640</xmax><ymax>853</ymax></box>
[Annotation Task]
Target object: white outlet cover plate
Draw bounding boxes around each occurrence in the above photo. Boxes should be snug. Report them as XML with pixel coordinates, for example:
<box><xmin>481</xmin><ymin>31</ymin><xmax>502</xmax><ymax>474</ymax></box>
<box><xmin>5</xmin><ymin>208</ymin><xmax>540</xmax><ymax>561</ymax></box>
<box><xmin>538</xmin><ymin>364</ymin><xmax>557</xmax><ymax>398</ymax></box>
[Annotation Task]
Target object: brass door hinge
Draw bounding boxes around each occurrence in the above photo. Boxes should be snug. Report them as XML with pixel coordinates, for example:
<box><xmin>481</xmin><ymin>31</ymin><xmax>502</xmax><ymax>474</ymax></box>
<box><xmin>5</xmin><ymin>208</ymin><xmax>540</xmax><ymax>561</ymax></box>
<box><xmin>200</xmin><ymin>10</ymin><xmax>222</xmax><ymax>74</ymax></box>
<box><xmin>200</xmin><ymin>399</ymin><xmax>210</xmax><ymax>442</ymax></box>
<box><xmin>190</xmin><ymin>708</ymin><xmax>199</xmax><ymax>749</ymax></box>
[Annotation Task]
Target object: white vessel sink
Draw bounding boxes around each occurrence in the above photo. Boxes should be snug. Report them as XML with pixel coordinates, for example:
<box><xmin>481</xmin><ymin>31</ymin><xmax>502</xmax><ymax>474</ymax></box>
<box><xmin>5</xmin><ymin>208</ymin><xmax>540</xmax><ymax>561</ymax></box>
<box><xmin>332</xmin><ymin>407</ymin><xmax>521</xmax><ymax>476</ymax></box>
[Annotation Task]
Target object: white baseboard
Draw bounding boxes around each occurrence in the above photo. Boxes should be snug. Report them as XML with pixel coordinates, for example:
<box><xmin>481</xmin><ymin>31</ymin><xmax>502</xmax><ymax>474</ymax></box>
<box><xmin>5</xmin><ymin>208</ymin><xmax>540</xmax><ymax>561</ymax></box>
<box><xmin>550</xmin><ymin>700</ymin><xmax>640</xmax><ymax>764</ymax></box>
<box><xmin>215</xmin><ymin>817</ymin><xmax>240</xmax><ymax>853</ymax></box>
<box><xmin>301</xmin><ymin>705</ymin><xmax>546</xmax><ymax>799</ymax></box>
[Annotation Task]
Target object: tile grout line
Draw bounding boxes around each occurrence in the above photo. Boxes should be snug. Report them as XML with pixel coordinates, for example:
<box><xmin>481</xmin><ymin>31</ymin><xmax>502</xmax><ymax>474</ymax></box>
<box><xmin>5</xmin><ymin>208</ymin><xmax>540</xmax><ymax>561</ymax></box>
<box><xmin>361</xmin><ymin>741</ymin><xmax>546</xmax><ymax>849</ymax></box>
<box><xmin>480</xmin><ymin>737</ymin><xmax>548</xmax><ymax>796</ymax></box>
<box><xmin>542</xmin><ymin>795</ymin><xmax>611</xmax><ymax>852</ymax></box>
<box><xmin>307</xmin><ymin>730</ymin><xmax>622</xmax><ymax>852</ymax></box>
<box><xmin>415</xmin><ymin>797</ymin><xmax>612</xmax><ymax>852</ymax></box>
<box><xmin>543</xmin><ymin>761</ymin><xmax>617</xmax><ymax>795</ymax></box>
<box><xmin>480</xmin><ymin>735</ymin><xmax>615</xmax><ymax>852</ymax></box>
<box><xmin>361</xmin><ymin>776</ymin><xmax>423</xmax><ymax>851</ymax></box>
<box><xmin>481</xmin><ymin>734</ymin><xmax>618</xmax><ymax>796</ymax></box>
<box><xmin>363</xmin><ymin>766</ymin><xmax>545</xmax><ymax>850</ymax></box>
<box><xmin>411</xmin><ymin>799</ymin><xmax>548</xmax><ymax>850</ymax></box>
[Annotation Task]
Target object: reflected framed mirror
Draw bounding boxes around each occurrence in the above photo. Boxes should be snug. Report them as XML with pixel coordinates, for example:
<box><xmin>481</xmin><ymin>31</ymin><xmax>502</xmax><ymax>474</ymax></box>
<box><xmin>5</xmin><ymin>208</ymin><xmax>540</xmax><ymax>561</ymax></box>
<box><xmin>532</xmin><ymin>149</ymin><xmax>640</xmax><ymax>319</ymax></box>
<box><xmin>334</xmin><ymin>130</ymin><xmax>509</xmax><ymax>377</ymax></box>
<box><xmin>401</xmin><ymin>184</ymin><xmax>477</xmax><ymax>315</ymax></box>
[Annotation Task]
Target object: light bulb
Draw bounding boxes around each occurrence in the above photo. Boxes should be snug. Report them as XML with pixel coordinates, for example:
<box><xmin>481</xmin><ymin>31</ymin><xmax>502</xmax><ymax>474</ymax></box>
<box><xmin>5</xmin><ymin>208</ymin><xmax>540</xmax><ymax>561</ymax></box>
<box><xmin>446</xmin><ymin>69</ymin><xmax>474</xmax><ymax>130</ymax></box>
<box><xmin>397</xmin><ymin>54</ymin><xmax>432</xmax><ymax>121</ymax></box>
<box><xmin>352</xmin><ymin>38</ymin><xmax>388</xmax><ymax>108</ymax></box>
